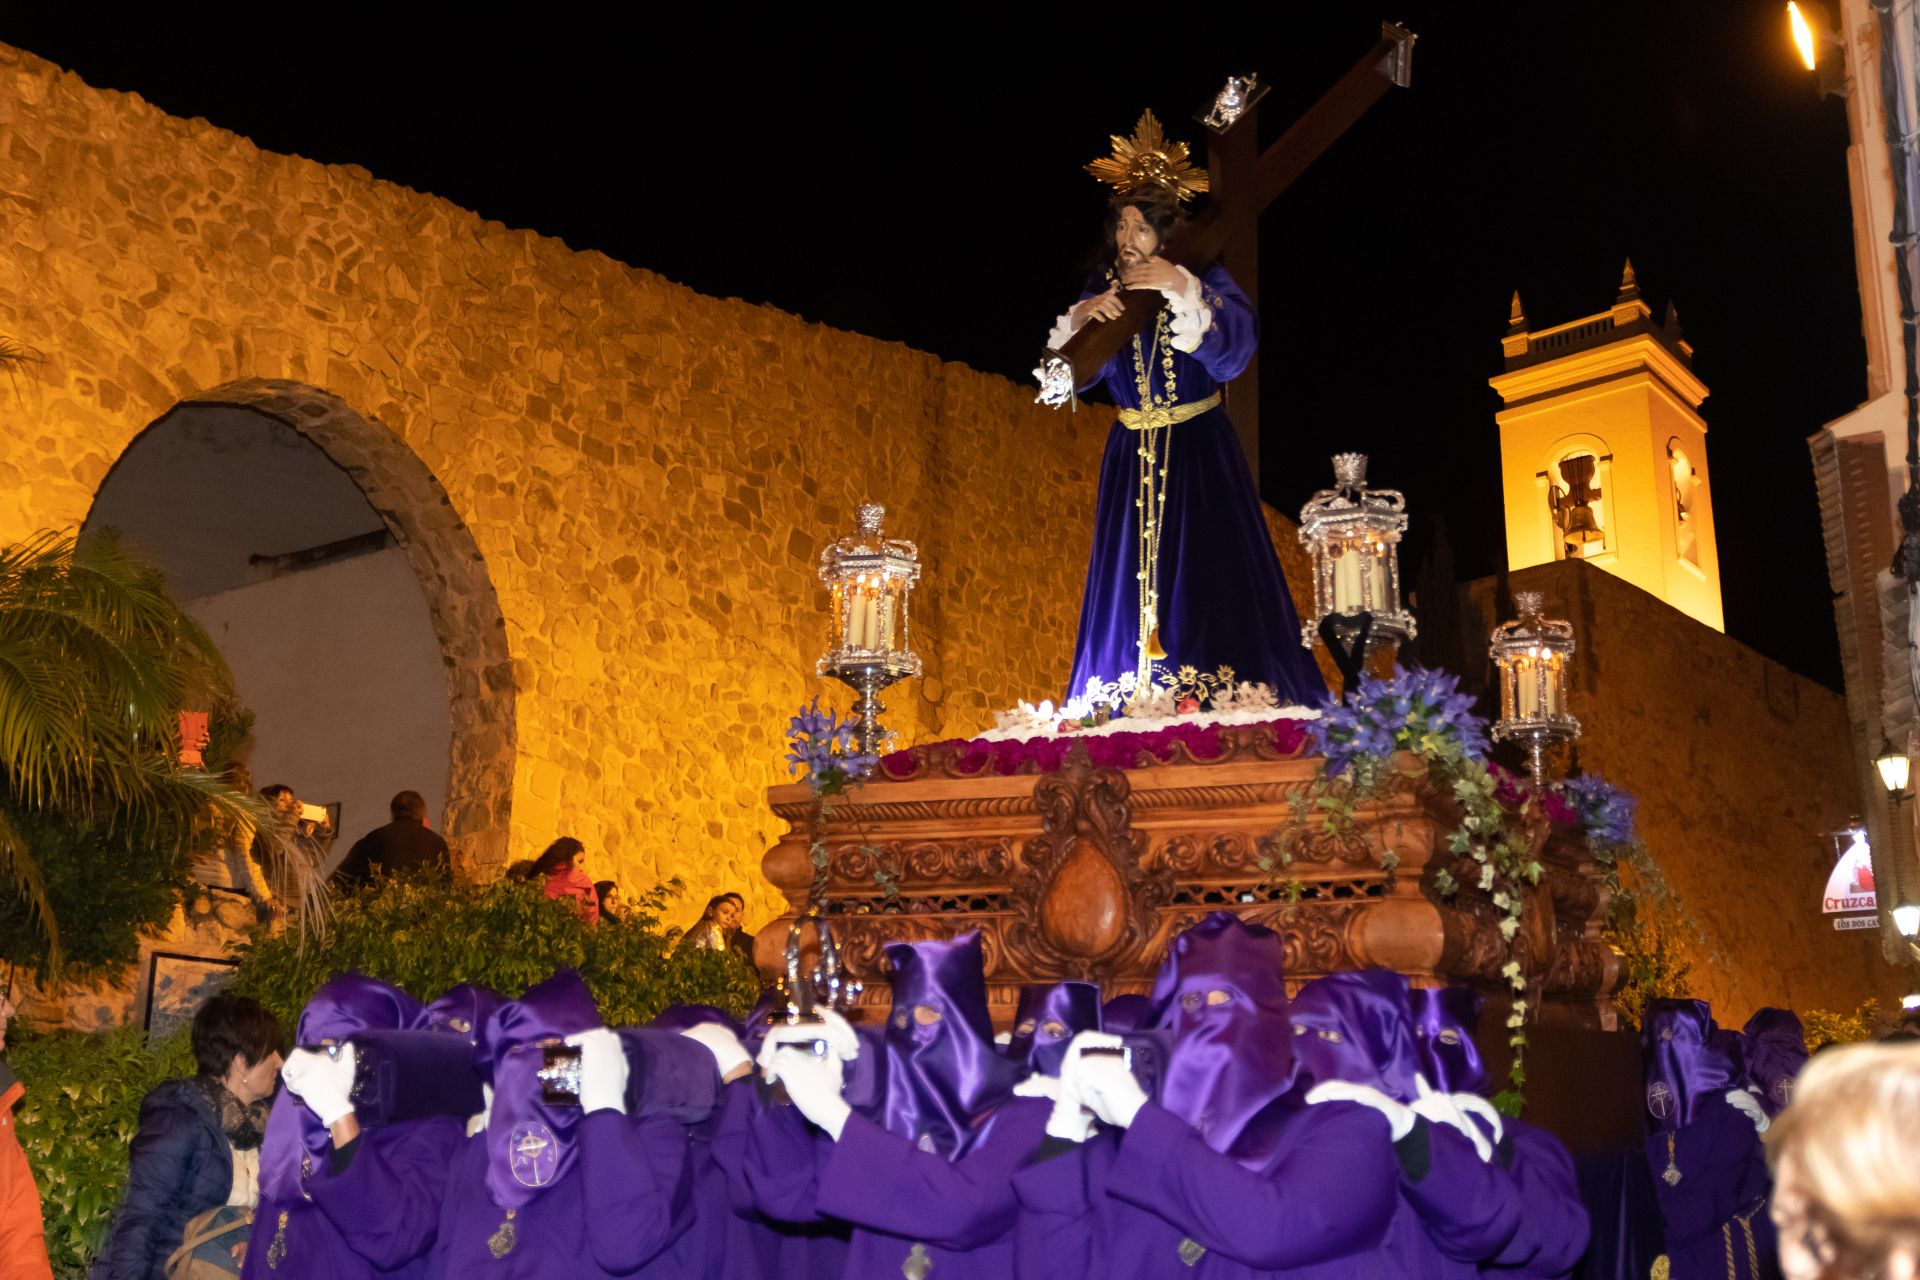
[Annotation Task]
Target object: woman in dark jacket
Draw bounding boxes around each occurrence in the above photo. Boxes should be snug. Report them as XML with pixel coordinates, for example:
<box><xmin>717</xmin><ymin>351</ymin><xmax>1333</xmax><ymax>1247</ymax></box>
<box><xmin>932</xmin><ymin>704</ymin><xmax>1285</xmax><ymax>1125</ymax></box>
<box><xmin>93</xmin><ymin>994</ymin><xmax>282</xmax><ymax>1280</ymax></box>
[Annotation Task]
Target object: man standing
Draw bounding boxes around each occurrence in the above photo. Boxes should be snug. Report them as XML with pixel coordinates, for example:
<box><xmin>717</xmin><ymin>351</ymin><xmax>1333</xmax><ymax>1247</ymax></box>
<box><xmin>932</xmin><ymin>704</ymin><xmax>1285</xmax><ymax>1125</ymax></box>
<box><xmin>332</xmin><ymin>790</ymin><xmax>450</xmax><ymax>889</ymax></box>
<box><xmin>0</xmin><ymin>993</ymin><xmax>54</xmax><ymax>1280</ymax></box>
<box><xmin>1044</xmin><ymin>112</ymin><xmax>1324</xmax><ymax>709</ymax></box>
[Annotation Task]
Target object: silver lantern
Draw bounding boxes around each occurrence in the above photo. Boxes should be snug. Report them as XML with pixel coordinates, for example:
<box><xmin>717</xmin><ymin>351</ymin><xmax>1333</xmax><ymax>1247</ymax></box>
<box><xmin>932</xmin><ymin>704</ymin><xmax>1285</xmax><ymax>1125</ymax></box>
<box><xmin>818</xmin><ymin>503</ymin><xmax>922</xmax><ymax>755</ymax></box>
<box><xmin>1489</xmin><ymin>590</ymin><xmax>1581</xmax><ymax>789</ymax></box>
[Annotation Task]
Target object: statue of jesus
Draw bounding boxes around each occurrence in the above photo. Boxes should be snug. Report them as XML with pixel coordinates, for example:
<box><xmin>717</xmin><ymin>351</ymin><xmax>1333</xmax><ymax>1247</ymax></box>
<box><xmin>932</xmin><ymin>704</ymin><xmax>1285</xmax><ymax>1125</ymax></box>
<box><xmin>1044</xmin><ymin>112</ymin><xmax>1325</xmax><ymax>709</ymax></box>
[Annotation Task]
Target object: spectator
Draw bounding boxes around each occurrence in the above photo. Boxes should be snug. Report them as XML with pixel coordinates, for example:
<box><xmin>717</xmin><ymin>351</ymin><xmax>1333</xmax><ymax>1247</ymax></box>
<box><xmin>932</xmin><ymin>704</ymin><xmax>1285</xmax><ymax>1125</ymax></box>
<box><xmin>594</xmin><ymin>880</ymin><xmax>624</xmax><ymax>921</ymax></box>
<box><xmin>1767</xmin><ymin>1041</ymin><xmax>1920</xmax><ymax>1280</ymax></box>
<box><xmin>193</xmin><ymin>762</ymin><xmax>281</xmax><ymax>926</ymax></box>
<box><xmin>331</xmin><ymin>790</ymin><xmax>450</xmax><ymax>889</ymax></box>
<box><xmin>677</xmin><ymin>892</ymin><xmax>752</xmax><ymax>963</ymax></box>
<box><xmin>93</xmin><ymin>993</ymin><xmax>283</xmax><ymax>1280</ymax></box>
<box><xmin>0</xmin><ymin>992</ymin><xmax>52</xmax><ymax>1280</ymax></box>
<box><xmin>532</xmin><ymin>837</ymin><xmax>598</xmax><ymax>925</ymax></box>
<box><xmin>253</xmin><ymin>784</ymin><xmax>332</xmax><ymax>903</ymax></box>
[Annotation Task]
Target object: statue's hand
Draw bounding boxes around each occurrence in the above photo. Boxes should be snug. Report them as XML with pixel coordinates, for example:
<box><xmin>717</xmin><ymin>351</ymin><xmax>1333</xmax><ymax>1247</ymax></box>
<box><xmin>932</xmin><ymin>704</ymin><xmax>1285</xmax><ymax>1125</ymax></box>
<box><xmin>1073</xmin><ymin>286</ymin><xmax>1124</xmax><ymax>326</ymax></box>
<box><xmin>1120</xmin><ymin>257</ymin><xmax>1188</xmax><ymax>295</ymax></box>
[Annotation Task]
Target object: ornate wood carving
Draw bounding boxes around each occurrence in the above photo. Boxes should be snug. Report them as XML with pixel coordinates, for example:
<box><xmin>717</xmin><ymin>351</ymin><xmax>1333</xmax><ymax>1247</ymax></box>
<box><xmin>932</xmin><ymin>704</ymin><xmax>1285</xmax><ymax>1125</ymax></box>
<box><xmin>755</xmin><ymin>724</ymin><xmax>1622</xmax><ymax>1028</ymax></box>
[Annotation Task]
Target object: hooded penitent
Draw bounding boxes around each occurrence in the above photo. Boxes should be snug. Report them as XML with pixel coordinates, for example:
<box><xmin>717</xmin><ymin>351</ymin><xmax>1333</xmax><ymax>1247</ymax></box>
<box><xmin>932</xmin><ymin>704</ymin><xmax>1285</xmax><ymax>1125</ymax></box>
<box><xmin>1289</xmin><ymin>969</ymin><xmax>1424</xmax><ymax>1103</ymax></box>
<box><xmin>424</xmin><ymin>984</ymin><xmax>503</xmax><ymax>1043</ymax></box>
<box><xmin>1740</xmin><ymin>1008</ymin><xmax>1808</xmax><ymax>1119</ymax></box>
<box><xmin>1149</xmin><ymin>912</ymin><xmax>1297</xmax><ymax>1156</ymax></box>
<box><xmin>1640</xmin><ymin>999</ymin><xmax>1743</xmax><ymax>1133</ymax></box>
<box><xmin>475</xmin><ymin>970</ymin><xmax>603</xmax><ymax>1207</ymax></box>
<box><xmin>1100</xmin><ymin>993</ymin><xmax>1155</xmax><ymax>1033</ymax></box>
<box><xmin>1004</xmin><ymin>981</ymin><xmax>1101</xmax><ymax>1078</ymax></box>
<box><xmin>259</xmin><ymin>973</ymin><xmax>425</xmax><ymax>1203</ymax></box>
<box><xmin>1410</xmin><ymin>986</ymin><xmax>1491</xmax><ymax>1096</ymax></box>
<box><xmin>876</xmin><ymin>931</ymin><xmax>1016</xmax><ymax>1157</ymax></box>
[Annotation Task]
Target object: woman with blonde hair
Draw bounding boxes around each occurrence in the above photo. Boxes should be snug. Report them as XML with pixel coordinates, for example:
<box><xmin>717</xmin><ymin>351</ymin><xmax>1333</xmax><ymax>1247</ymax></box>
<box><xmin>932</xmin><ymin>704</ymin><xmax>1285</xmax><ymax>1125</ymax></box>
<box><xmin>1767</xmin><ymin>1041</ymin><xmax>1920</xmax><ymax>1280</ymax></box>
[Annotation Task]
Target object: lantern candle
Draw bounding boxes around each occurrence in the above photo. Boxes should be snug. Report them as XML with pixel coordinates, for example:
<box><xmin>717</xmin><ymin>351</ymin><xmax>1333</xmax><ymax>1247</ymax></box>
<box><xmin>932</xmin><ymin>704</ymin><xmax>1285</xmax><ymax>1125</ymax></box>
<box><xmin>1333</xmin><ymin>546</ymin><xmax>1364</xmax><ymax>612</ymax></box>
<box><xmin>1515</xmin><ymin>656</ymin><xmax>1539</xmax><ymax>718</ymax></box>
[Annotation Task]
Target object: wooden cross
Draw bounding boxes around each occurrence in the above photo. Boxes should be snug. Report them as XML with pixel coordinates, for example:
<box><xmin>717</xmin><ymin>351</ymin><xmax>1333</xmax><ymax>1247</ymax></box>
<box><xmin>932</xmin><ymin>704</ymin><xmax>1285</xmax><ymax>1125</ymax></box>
<box><xmin>1042</xmin><ymin>22</ymin><xmax>1415</xmax><ymax>484</ymax></box>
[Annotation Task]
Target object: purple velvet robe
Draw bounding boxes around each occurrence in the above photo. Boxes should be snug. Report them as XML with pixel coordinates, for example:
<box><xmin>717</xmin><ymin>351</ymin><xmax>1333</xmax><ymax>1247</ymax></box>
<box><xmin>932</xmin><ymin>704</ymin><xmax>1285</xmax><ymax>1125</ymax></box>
<box><xmin>737</xmin><ymin>932</ymin><xmax>1039</xmax><ymax>1279</ymax></box>
<box><xmin>1640</xmin><ymin>1000</ymin><xmax>1777</xmax><ymax>1280</ymax></box>
<box><xmin>1013</xmin><ymin>1098</ymin><xmax>1401</xmax><ymax>1279</ymax></box>
<box><xmin>427</xmin><ymin>971</ymin><xmax>701</xmax><ymax>1278</ymax></box>
<box><xmin>742</xmin><ymin>1088</ymin><xmax>1051</xmax><ymax>1280</ymax></box>
<box><xmin>1063</xmin><ymin>264</ymin><xmax>1324</xmax><ymax>705</ymax></box>
<box><xmin>242</xmin><ymin>974</ymin><xmax>452</xmax><ymax>1280</ymax></box>
<box><xmin>1293</xmin><ymin>972</ymin><xmax>1554</xmax><ymax>1279</ymax></box>
<box><xmin>1409</xmin><ymin>985</ymin><xmax>1591</xmax><ymax>1279</ymax></box>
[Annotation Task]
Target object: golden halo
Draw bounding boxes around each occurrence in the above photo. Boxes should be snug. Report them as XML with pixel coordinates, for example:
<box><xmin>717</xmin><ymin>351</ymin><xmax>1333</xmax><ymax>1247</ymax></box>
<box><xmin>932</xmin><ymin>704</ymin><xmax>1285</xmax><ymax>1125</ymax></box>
<box><xmin>1085</xmin><ymin>109</ymin><xmax>1210</xmax><ymax>204</ymax></box>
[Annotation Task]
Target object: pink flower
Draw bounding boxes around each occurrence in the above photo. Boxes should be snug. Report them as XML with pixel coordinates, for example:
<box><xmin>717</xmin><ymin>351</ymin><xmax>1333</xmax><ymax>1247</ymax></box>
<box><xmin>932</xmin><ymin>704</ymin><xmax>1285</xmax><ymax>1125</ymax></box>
<box><xmin>1176</xmin><ymin>697</ymin><xmax>1201</xmax><ymax>715</ymax></box>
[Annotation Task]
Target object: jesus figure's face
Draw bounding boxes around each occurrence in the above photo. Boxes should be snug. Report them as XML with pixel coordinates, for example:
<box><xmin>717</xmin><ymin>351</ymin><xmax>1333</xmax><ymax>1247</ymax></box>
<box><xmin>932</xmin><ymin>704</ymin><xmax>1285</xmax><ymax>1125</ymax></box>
<box><xmin>1115</xmin><ymin>204</ymin><xmax>1160</xmax><ymax>268</ymax></box>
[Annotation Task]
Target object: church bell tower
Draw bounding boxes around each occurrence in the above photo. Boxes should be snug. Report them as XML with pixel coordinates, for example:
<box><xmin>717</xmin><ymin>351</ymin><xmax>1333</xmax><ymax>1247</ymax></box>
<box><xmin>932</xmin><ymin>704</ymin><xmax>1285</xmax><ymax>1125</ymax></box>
<box><xmin>1490</xmin><ymin>260</ymin><xmax>1724</xmax><ymax>631</ymax></box>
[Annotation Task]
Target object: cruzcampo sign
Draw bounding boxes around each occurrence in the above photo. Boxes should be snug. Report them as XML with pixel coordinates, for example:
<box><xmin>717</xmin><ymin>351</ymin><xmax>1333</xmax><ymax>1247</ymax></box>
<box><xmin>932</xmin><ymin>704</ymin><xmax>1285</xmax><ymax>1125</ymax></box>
<box><xmin>1823</xmin><ymin>828</ymin><xmax>1877</xmax><ymax>917</ymax></box>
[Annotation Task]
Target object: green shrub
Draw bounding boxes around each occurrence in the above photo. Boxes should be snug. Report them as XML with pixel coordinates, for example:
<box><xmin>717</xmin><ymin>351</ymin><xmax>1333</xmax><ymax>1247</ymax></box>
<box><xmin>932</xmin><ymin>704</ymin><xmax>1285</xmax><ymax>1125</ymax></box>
<box><xmin>9</xmin><ymin>1026</ymin><xmax>194</xmax><ymax>1279</ymax></box>
<box><xmin>228</xmin><ymin>875</ymin><xmax>759</xmax><ymax>1031</ymax></box>
<box><xmin>1803</xmin><ymin>998</ymin><xmax>1881</xmax><ymax>1050</ymax></box>
<box><xmin>0</xmin><ymin>805</ymin><xmax>188</xmax><ymax>979</ymax></box>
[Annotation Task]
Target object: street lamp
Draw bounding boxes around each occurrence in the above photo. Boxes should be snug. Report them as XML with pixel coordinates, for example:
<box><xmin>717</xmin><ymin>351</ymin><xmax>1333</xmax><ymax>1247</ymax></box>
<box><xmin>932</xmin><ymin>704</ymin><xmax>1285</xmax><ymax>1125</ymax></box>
<box><xmin>1895</xmin><ymin>903</ymin><xmax>1920</xmax><ymax>938</ymax></box>
<box><xmin>1787</xmin><ymin>3</ymin><xmax>1846</xmax><ymax>95</ymax></box>
<box><xmin>1877</xmin><ymin>740</ymin><xmax>1912</xmax><ymax>799</ymax></box>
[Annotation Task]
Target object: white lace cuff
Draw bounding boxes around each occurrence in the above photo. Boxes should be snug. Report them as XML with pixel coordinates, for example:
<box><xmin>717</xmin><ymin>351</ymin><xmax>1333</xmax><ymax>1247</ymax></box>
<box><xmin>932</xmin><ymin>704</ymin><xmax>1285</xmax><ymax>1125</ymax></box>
<box><xmin>1163</xmin><ymin>265</ymin><xmax>1211</xmax><ymax>353</ymax></box>
<box><xmin>1045</xmin><ymin>309</ymin><xmax>1081</xmax><ymax>352</ymax></box>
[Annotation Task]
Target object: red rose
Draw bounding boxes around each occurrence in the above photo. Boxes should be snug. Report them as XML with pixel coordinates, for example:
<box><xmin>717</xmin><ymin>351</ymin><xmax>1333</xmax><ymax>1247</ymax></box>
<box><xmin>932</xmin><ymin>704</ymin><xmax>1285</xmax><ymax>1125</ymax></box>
<box><xmin>1177</xmin><ymin>697</ymin><xmax>1201</xmax><ymax>715</ymax></box>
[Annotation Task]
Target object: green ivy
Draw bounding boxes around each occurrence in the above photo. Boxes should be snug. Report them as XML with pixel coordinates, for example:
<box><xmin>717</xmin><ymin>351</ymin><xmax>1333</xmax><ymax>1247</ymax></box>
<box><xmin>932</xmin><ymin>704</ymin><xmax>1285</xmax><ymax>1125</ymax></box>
<box><xmin>1802</xmin><ymin>998</ymin><xmax>1881</xmax><ymax>1050</ymax></box>
<box><xmin>9</xmin><ymin>1026</ymin><xmax>195</xmax><ymax>1279</ymax></box>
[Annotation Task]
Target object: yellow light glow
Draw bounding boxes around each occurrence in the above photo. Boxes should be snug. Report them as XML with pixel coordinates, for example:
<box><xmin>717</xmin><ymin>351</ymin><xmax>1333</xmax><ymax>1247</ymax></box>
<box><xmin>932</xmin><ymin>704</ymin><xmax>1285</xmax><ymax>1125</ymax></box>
<box><xmin>1789</xmin><ymin>2</ymin><xmax>1819</xmax><ymax>71</ymax></box>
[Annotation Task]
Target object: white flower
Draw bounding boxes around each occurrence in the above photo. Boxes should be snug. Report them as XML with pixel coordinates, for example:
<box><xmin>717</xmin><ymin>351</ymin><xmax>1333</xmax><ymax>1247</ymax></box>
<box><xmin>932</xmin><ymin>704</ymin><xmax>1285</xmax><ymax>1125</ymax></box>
<box><xmin>1061</xmin><ymin>695</ymin><xmax>1092</xmax><ymax>720</ymax></box>
<box><xmin>1499</xmin><ymin>917</ymin><xmax>1520</xmax><ymax>941</ymax></box>
<box><xmin>1118</xmin><ymin>671</ymin><xmax>1139</xmax><ymax>694</ymax></box>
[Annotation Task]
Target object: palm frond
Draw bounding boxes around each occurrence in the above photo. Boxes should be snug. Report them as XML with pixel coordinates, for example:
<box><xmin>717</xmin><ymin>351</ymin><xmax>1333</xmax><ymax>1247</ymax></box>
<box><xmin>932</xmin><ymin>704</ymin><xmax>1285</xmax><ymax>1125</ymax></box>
<box><xmin>0</xmin><ymin>805</ymin><xmax>61</xmax><ymax>979</ymax></box>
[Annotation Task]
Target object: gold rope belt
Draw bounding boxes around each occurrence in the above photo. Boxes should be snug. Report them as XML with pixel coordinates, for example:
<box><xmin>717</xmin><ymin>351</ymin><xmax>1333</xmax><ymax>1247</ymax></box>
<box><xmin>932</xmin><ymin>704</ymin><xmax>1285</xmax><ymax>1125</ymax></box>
<box><xmin>1116</xmin><ymin>391</ymin><xmax>1221</xmax><ymax>431</ymax></box>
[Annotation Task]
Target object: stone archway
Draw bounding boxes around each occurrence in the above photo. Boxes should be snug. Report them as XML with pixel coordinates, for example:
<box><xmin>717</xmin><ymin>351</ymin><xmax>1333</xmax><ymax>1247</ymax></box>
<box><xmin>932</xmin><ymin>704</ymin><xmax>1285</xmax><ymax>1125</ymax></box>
<box><xmin>90</xmin><ymin>377</ymin><xmax>516</xmax><ymax>873</ymax></box>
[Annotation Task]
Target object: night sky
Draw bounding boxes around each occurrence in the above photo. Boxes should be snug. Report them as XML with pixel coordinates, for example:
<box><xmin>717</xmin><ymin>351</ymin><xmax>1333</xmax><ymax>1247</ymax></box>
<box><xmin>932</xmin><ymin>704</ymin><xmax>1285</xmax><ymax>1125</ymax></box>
<box><xmin>0</xmin><ymin>1</ymin><xmax>1864</xmax><ymax>689</ymax></box>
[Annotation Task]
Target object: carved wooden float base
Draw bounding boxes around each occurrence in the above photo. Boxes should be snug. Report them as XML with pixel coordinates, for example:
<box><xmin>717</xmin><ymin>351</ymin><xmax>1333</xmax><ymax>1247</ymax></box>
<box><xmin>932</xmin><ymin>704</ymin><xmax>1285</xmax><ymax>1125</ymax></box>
<box><xmin>755</xmin><ymin>729</ymin><xmax>1620</xmax><ymax>1030</ymax></box>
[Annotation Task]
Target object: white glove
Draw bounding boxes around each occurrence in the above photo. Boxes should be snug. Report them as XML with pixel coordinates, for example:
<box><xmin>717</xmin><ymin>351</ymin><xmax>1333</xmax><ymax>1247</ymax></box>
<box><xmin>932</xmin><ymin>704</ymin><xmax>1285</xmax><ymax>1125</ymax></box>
<box><xmin>281</xmin><ymin>1045</ymin><xmax>357</xmax><ymax>1127</ymax></box>
<box><xmin>1448</xmin><ymin>1090</ymin><xmax>1506</xmax><ymax>1150</ymax></box>
<box><xmin>756</xmin><ymin>1009</ymin><xmax>860</xmax><ymax>1078</ymax></box>
<box><xmin>564</xmin><ymin>1028</ymin><xmax>630</xmax><ymax>1115</ymax></box>
<box><xmin>1725</xmin><ymin>1088</ymin><xmax>1770</xmax><ymax>1134</ymax></box>
<box><xmin>466</xmin><ymin>1083</ymin><xmax>493</xmax><ymax>1137</ymax></box>
<box><xmin>1012</xmin><ymin>1075</ymin><xmax>1062</xmax><ymax>1102</ymax></box>
<box><xmin>680</xmin><ymin>1023</ymin><xmax>751</xmax><ymax>1080</ymax></box>
<box><xmin>777</xmin><ymin>1049</ymin><xmax>851</xmax><ymax>1140</ymax></box>
<box><xmin>1304</xmin><ymin>1079</ymin><xmax>1416</xmax><ymax>1142</ymax></box>
<box><xmin>1063</xmin><ymin>1032</ymin><xmax>1146</xmax><ymax>1130</ymax></box>
<box><xmin>1409</xmin><ymin>1076</ymin><xmax>1494</xmax><ymax>1163</ymax></box>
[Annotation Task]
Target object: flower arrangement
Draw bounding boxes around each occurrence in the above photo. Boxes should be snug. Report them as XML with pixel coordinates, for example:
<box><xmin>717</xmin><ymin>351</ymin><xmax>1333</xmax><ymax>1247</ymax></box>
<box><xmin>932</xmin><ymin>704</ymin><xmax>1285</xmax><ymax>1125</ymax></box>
<box><xmin>785</xmin><ymin>698</ymin><xmax>881</xmax><ymax>900</ymax></box>
<box><xmin>786</xmin><ymin>697</ymin><xmax>879</xmax><ymax>797</ymax></box>
<box><xmin>1283</xmin><ymin>666</ymin><xmax>1554</xmax><ymax>1111</ymax></box>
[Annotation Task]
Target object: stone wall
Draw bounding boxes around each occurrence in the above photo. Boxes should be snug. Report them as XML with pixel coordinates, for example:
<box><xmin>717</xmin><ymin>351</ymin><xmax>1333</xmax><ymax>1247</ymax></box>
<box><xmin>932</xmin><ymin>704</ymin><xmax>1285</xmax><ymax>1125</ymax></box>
<box><xmin>0</xmin><ymin>45</ymin><xmax>1319</xmax><ymax>934</ymax></box>
<box><xmin>1464</xmin><ymin>560</ymin><xmax>1902</xmax><ymax>1022</ymax></box>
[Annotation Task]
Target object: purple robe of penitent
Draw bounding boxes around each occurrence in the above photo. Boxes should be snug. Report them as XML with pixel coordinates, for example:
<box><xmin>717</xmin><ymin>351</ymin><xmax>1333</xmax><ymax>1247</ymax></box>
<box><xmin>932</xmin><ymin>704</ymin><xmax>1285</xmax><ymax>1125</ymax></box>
<box><xmin>1738</xmin><ymin>1008</ymin><xmax>1808</xmax><ymax>1121</ymax></box>
<box><xmin>1053</xmin><ymin>265</ymin><xmax>1325</xmax><ymax>706</ymax></box>
<box><xmin>740</xmin><ymin>931</ymin><xmax>1048</xmax><ymax>1280</ymax></box>
<box><xmin>427</xmin><ymin>971</ymin><xmax>699</xmax><ymax>1279</ymax></box>
<box><xmin>1409</xmin><ymin>985</ymin><xmax>1591</xmax><ymax>1279</ymax></box>
<box><xmin>242</xmin><ymin>973</ymin><xmax>461</xmax><ymax>1280</ymax></box>
<box><xmin>1012</xmin><ymin>914</ymin><xmax>1403</xmax><ymax>1280</ymax></box>
<box><xmin>1640</xmin><ymin>1000</ymin><xmax>1777</xmax><ymax>1280</ymax></box>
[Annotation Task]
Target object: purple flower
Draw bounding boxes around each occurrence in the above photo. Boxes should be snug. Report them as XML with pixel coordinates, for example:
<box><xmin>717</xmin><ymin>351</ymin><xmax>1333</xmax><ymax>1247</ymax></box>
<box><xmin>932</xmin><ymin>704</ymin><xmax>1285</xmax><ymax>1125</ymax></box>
<box><xmin>1306</xmin><ymin>665</ymin><xmax>1490</xmax><ymax>775</ymax></box>
<box><xmin>784</xmin><ymin>697</ymin><xmax>877</xmax><ymax>794</ymax></box>
<box><xmin>1562</xmin><ymin>772</ymin><xmax>1637</xmax><ymax>847</ymax></box>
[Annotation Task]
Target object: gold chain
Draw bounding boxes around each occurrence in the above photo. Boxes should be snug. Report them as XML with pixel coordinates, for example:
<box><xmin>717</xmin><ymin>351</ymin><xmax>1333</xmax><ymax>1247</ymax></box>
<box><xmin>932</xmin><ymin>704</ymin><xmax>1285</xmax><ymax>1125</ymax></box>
<box><xmin>1129</xmin><ymin>308</ymin><xmax>1177</xmax><ymax>685</ymax></box>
